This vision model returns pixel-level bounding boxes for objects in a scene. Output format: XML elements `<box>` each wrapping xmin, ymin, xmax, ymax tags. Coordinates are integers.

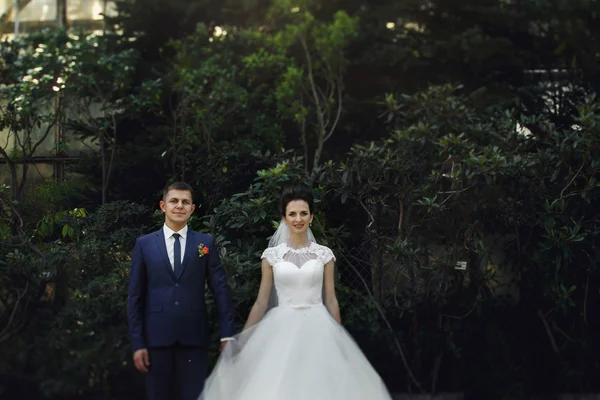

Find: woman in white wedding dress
<box><xmin>199</xmin><ymin>186</ymin><xmax>392</xmax><ymax>400</ymax></box>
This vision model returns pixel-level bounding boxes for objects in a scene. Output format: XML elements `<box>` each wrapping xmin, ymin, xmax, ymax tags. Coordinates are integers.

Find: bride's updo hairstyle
<box><xmin>279</xmin><ymin>185</ymin><xmax>314</xmax><ymax>217</ymax></box>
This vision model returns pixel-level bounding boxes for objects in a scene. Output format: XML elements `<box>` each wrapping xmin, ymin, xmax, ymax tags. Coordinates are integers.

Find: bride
<box><xmin>199</xmin><ymin>186</ymin><xmax>392</xmax><ymax>399</ymax></box>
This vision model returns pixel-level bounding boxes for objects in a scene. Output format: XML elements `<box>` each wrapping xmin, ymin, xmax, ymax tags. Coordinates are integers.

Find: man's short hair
<box><xmin>162</xmin><ymin>182</ymin><xmax>194</xmax><ymax>202</ymax></box>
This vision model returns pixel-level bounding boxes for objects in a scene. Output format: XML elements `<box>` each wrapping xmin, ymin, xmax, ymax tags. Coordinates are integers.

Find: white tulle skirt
<box><xmin>199</xmin><ymin>305</ymin><xmax>393</xmax><ymax>400</ymax></box>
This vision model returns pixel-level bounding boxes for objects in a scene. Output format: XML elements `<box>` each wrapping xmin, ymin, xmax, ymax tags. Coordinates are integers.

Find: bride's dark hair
<box><xmin>279</xmin><ymin>185</ymin><xmax>314</xmax><ymax>216</ymax></box>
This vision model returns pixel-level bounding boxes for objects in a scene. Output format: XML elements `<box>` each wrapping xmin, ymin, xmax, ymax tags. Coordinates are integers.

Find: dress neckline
<box><xmin>284</xmin><ymin>242</ymin><xmax>316</xmax><ymax>252</ymax></box>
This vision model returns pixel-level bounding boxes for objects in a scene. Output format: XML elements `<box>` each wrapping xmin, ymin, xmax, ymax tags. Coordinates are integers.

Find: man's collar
<box><xmin>163</xmin><ymin>224</ymin><xmax>188</xmax><ymax>239</ymax></box>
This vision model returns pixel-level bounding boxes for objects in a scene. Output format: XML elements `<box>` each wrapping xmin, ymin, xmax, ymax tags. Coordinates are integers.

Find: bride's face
<box><xmin>284</xmin><ymin>200</ymin><xmax>313</xmax><ymax>235</ymax></box>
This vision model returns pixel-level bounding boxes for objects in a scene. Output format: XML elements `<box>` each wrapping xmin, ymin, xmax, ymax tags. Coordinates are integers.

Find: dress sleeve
<box><xmin>316</xmin><ymin>245</ymin><xmax>336</xmax><ymax>264</ymax></box>
<box><xmin>261</xmin><ymin>247</ymin><xmax>277</xmax><ymax>266</ymax></box>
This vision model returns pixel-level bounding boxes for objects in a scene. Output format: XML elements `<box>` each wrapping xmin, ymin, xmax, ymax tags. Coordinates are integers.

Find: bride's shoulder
<box><xmin>261</xmin><ymin>243</ymin><xmax>286</xmax><ymax>257</ymax></box>
<box><xmin>311</xmin><ymin>243</ymin><xmax>336</xmax><ymax>264</ymax></box>
<box><xmin>260</xmin><ymin>243</ymin><xmax>286</xmax><ymax>265</ymax></box>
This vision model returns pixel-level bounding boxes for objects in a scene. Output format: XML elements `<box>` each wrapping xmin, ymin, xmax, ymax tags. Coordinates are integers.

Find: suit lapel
<box><xmin>176</xmin><ymin>230</ymin><xmax>196</xmax><ymax>280</ymax></box>
<box><xmin>155</xmin><ymin>229</ymin><xmax>175</xmax><ymax>280</ymax></box>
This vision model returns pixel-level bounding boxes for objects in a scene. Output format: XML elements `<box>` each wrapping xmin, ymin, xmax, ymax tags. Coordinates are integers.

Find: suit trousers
<box><xmin>146</xmin><ymin>343</ymin><xmax>208</xmax><ymax>400</ymax></box>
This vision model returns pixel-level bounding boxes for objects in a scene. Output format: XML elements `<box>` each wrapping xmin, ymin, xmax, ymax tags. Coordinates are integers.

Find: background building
<box><xmin>0</xmin><ymin>0</ymin><xmax>117</xmax><ymax>187</ymax></box>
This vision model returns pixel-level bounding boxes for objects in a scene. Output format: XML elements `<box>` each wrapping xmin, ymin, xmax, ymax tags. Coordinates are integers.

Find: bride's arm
<box><xmin>323</xmin><ymin>260</ymin><xmax>342</xmax><ymax>324</ymax></box>
<box><xmin>243</xmin><ymin>258</ymin><xmax>273</xmax><ymax>330</ymax></box>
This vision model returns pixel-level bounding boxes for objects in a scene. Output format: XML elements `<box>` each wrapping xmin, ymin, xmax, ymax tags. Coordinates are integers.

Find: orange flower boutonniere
<box><xmin>198</xmin><ymin>243</ymin><xmax>209</xmax><ymax>257</ymax></box>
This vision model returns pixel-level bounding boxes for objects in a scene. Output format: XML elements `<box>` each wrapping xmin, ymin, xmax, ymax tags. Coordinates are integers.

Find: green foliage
<box><xmin>2</xmin><ymin>0</ymin><xmax>600</xmax><ymax>397</ymax></box>
<box><xmin>0</xmin><ymin>29</ymin><xmax>75</xmax><ymax>203</ymax></box>
<box><xmin>243</xmin><ymin>2</ymin><xmax>359</xmax><ymax>174</ymax></box>
<box><xmin>155</xmin><ymin>23</ymin><xmax>290</xmax><ymax>212</ymax></box>
<box><xmin>322</xmin><ymin>83</ymin><xmax>600</xmax><ymax>394</ymax></box>
<box><xmin>0</xmin><ymin>200</ymin><xmax>149</xmax><ymax>398</ymax></box>
<box><xmin>194</xmin><ymin>156</ymin><xmax>309</xmax><ymax>257</ymax></box>
<box><xmin>194</xmin><ymin>158</ymin><xmax>315</xmax><ymax>298</ymax></box>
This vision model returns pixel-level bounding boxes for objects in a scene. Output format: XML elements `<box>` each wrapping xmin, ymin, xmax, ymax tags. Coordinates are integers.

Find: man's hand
<box><xmin>133</xmin><ymin>348</ymin><xmax>150</xmax><ymax>373</ymax></box>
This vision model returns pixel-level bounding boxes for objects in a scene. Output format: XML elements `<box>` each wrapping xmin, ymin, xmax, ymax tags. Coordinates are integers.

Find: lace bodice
<box><xmin>261</xmin><ymin>243</ymin><xmax>335</xmax><ymax>308</ymax></box>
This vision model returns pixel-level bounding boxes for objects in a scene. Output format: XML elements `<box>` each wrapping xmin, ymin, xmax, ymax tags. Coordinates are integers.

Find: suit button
<box><xmin>175</xmin><ymin>283</ymin><xmax>179</xmax><ymax>287</ymax></box>
<box><xmin>175</xmin><ymin>301</ymin><xmax>179</xmax><ymax>306</ymax></box>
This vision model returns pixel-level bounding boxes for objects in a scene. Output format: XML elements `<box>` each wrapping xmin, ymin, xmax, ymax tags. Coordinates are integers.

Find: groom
<box><xmin>127</xmin><ymin>182</ymin><xmax>235</xmax><ymax>400</ymax></box>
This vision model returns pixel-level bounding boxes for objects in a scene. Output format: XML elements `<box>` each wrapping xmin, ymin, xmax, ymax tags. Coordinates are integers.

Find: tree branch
<box><xmin>300</xmin><ymin>35</ymin><xmax>324</xmax><ymax>131</ymax></box>
<box><xmin>102</xmin><ymin>112</ymin><xmax>118</xmax><ymax>203</ymax></box>
<box><xmin>340</xmin><ymin>250</ymin><xmax>423</xmax><ymax>392</ymax></box>
<box><xmin>300</xmin><ymin>97</ymin><xmax>309</xmax><ymax>176</ymax></box>
<box><xmin>0</xmin><ymin>282</ymin><xmax>29</xmax><ymax>343</ymax></box>
<box><xmin>354</xmin><ymin>194</ymin><xmax>375</xmax><ymax>228</ymax></box>
<box><xmin>538</xmin><ymin>309</ymin><xmax>560</xmax><ymax>354</ymax></box>
<box><xmin>559</xmin><ymin>160</ymin><xmax>585</xmax><ymax>200</ymax></box>
<box><xmin>323</xmin><ymin>72</ymin><xmax>343</xmax><ymax>143</ymax></box>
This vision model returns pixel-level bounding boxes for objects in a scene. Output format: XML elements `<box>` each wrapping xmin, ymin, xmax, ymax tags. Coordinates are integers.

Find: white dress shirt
<box><xmin>163</xmin><ymin>224</ymin><xmax>187</xmax><ymax>270</ymax></box>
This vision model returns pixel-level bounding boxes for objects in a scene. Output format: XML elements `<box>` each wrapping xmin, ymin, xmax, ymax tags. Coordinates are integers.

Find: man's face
<box><xmin>160</xmin><ymin>189</ymin><xmax>195</xmax><ymax>227</ymax></box>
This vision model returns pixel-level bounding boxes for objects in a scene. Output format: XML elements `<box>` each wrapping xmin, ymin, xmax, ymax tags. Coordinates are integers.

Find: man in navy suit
<box><xmin>127</xmin><ymin>182</ymin><xmax>235</xmax><ymax>400</ymax></box>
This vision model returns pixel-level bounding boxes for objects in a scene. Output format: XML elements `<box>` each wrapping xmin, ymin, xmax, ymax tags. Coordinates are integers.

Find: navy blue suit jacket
<box><xmin>127</xmin><ymin>227</ymin><xmax>235</xmax><ymax>351</ymax></box>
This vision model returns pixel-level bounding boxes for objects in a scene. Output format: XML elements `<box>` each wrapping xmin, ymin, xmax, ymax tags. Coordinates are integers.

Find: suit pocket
<box><xmin>146</xmin><ymin>304</ymin><xmax>163</xmax><ymax>313</ymax></box>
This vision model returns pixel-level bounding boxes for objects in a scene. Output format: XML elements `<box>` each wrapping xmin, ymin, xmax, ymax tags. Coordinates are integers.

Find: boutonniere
<box><xmin>198</xmin><ymin>243</ymin><xmax>209</xmax><ymax>257</ymax></box>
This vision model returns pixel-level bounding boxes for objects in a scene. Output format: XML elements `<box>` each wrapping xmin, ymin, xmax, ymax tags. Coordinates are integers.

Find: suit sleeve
<box><xmin>128</xmin><ymin>238</ymin><xmax>147</xmax><ymax>352</ymax></box>
<box><xmin>205</xmin><ymin>238</ymin><xmax>236</xmax><ymax>339</ymax></box>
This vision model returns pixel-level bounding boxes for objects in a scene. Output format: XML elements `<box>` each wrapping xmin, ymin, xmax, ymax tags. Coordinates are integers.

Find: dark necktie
<box><xmin>173</xmin><ymin>233</ymin><xmax>181</xmax><ymax>275</ymax></box>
